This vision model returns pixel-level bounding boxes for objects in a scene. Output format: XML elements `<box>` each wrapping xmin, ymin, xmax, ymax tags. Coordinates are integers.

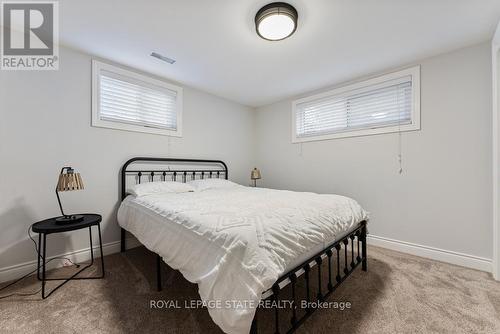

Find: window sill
<box><xmin>92</xmin><ymin>119</ymin><xmax>182</xmax><ymax>137</ymax></box>
<box><xmin>292</xmin><ymin>123</ymin><xmax>420</xmax><ymax>143</ymax></box>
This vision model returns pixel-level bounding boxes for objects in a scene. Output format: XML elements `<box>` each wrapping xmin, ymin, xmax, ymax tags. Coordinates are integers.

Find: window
<box><xmin>92</xmin><ymin>60</ymin><xmax>182</xmax><ymax>136</ymax></box>
<box><xmin>292</xmin><ymin>66</ymin><xmax>420</xmax><ymax>143</ymax></box>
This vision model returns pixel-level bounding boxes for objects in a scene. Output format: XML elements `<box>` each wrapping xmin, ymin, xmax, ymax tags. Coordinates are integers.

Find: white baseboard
<box><xmin>1</xmin><ymin>234</ymin><xmax>492</xmax><ymax>283</ymax></box>
<box><xmin>368</xmin><ymin>234</ymin><xmax>492</xmax><ymax>273</ymax></box>
<box><xmin>0</xmin><ymin>237</ymin><xmax>141</xmax><ymax>284</ymax></box>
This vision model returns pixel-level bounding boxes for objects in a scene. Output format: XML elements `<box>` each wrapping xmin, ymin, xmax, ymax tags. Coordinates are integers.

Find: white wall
<box><xmin>0</xmin><ymin>46</ymin><xmax>255</xmax><ymax>278</ymax></box>
<box><xmin>495</xmin><ymin>47</ymin><xmax>500</xmax><ymax>278</ymax></box>
<box><xmin>255</xmin><ymin>43</ymin><xmax>493</xmax><ymax>263</ymax></box>
<box><xmin>493</xmin><ymin>22</ymin><xmax>500</xmax><ymax>279</ymax></box>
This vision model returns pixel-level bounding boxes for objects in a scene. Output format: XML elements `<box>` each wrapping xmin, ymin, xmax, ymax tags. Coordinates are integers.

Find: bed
<box><xmin>118</xmin><ymin>157</ymin><xmax>368</xmax><ymax>334</ymax></box>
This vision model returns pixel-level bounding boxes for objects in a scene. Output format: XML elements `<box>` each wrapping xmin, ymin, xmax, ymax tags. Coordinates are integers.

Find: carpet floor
<box><xmin>0</xmin><ymin>245</ymin><xmax>499</xmax><ymax>334</ymax></box>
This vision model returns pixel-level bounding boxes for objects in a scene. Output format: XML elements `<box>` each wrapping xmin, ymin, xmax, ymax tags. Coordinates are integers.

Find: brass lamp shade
<box><xmin>57</xmin><ymin>172</ymin><xmax>84</xmax><ymax>191</ymax></box>
<box><xmin>251</xmin><ymin>168</ymin><xmax>261</xmax><ymax>180</ymax></box>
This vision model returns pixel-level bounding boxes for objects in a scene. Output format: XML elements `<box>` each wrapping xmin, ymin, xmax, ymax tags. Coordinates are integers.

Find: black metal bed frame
<box><xmin>120</xmin><ymin>157</ymin><xmax>367</xmax><ymax>334</ymax></box>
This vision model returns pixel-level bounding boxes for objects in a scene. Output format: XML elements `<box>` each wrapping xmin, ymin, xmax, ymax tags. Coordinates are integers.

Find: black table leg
<box><xmin>37</xmin><ymin>223</ymin><xmax>105</xmax><ymax>299</ymax></box>
<box><xmin>42</xmin><ymin>233</ymin><xmax>47</xmax><ymax>299</ymax></box>
<box><xmin>98</xmin><ymin>223</ymin><xmax>105</xmax><ymax>278</ymax></box>
<box><xmin>37</xmin><ymin>233</ymin><xmax>42</xmax><ymax>281</ymax></box>
<box><xmin>89</xmin><ymin>227</ymin><xmax>94</xmax><ymax>266</ymax></box>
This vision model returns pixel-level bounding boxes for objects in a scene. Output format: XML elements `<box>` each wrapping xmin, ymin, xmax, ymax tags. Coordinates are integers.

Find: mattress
<box><xmin>117</xmin><ymin>185</ymin><xmax>368</xmax><ymax>334</ymax></box>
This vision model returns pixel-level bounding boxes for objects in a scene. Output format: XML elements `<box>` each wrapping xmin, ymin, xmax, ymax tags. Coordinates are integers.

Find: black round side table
<box><xmin>32</xmin><ymin>214</ymin><xmax>105</xmax><ymax>299</ymax></box>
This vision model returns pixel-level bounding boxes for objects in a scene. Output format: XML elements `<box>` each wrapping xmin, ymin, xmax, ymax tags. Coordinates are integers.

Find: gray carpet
<box><xmin>1</xmin><ymin>245</ymin><xmax>499</xmax><ymax>334</ymax></box>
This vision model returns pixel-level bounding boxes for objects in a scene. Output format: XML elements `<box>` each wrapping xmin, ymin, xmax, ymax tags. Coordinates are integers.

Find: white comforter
<box><xmin>117</xmin><ymin>186</ymin><xmax>368</xmax><ymax>334</ymax></box>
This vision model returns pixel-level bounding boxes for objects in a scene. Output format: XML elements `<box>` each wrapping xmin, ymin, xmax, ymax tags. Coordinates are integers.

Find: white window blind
<box><xmin>99</xmin><ymin>71</ymin><xmax>177</xmax><ymax>130</ymax></box>
<box><xmin>292</xmin><ymin>67</ymin><xmax>419</xmax><ymax>142</ymax></box>
<box><xmin>92</xmin><ymin>60</ymin><xmax>183</xmax><ymax>137</ymax></box>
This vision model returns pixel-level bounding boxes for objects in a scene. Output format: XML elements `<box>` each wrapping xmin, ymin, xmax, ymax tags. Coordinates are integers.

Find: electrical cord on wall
<box><xmin>398</xmin><ymin>131</ymin><xmax>403</xmax><ymax>174</ymax></box>
<box><xmin>397</xmin><ymin>90</ymin><xmax>403</xmax><ymax>175</ymax></box>
<box><xmin>0</xmin><ymin>224</ymin><xmax>80</xmax><ymax>299</ymax></box>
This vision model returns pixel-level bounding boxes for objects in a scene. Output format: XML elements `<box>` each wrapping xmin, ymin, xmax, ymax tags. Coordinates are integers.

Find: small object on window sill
<box><xmin>250</xmin><ymin>168</ymin><xmax>262</xmax><ymax>187</ymax></box>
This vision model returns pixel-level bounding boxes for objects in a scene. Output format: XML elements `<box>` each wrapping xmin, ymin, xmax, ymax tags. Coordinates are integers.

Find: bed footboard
<box><xmin>252</xmin><ymin>220</ymin><xmax>367</xmax><ymax>334</ymax></box>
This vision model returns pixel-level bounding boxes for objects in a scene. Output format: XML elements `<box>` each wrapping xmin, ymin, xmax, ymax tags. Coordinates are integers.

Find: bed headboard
<box><xmin>120</xmin><ymin>157</ymin><xmax>228</xmax><ymax>200</ymax></box>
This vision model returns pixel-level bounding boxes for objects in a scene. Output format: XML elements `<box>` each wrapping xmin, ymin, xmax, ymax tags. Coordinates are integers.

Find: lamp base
<box><xmin>55</xmin><ymin>215</ymin><xmax>84</xmax><ymax>224</ymax></box>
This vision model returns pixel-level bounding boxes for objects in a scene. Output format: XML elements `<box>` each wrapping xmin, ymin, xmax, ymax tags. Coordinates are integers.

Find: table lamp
<box><xmin>250</xmin><ymin>167</ymin><xmax>261</xmax><ymax>187</ymax></box>
<box><xmin>55</xmin><ymin>167</ymin><xmax>84</xmax><ymax>224</ymax></box>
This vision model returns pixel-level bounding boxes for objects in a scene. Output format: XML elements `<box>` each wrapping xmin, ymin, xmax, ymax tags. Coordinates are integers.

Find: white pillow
<box><xmin>188</xmin><ymin>178</ymin><xmax>239</xmax><ymax>191</ymax></box>
<box><xmin>128</xmin><ymin>181</ymin><xmax>195</xmax><ymax>197</ymax></box>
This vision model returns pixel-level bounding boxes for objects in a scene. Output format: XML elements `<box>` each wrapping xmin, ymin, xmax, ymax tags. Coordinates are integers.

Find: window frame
<box><xmin>291</xmin><ymin>66</ymin><xmax>420</xmax><ymax>143</ymax></box>
<box><xmin>91</xmin><ymin>60</ymin><xmax>183</xmax><ymax>137</ymax></box>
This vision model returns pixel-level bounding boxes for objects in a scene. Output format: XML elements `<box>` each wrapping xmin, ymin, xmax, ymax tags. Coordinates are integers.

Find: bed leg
<box><xmin>156</xmin><ymin>254</ymin><xmax>162</xmax><ymax>292</ymax></box>
<box><xmin>361</xmin><ymin>221</ymin><xmax>367</xmax><ymax>271</ymax></box>
<box><xmin>120</xmin><ymin>228</ymin><xmax>126</xmax><ymax>252</ymax></box>
<box><xmin>250</xmin><ymin>315</ymin><xmax>258</xmax><ymax>334</ymax></box>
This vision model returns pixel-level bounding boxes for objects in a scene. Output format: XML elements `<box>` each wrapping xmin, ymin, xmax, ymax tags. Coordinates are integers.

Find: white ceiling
<box><xmin>59</xmin><ymin>0</ymin><xmax>500</xmax><ymax>107</ymax></box>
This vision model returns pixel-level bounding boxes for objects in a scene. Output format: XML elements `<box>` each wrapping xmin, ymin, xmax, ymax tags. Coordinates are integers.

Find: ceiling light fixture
<box><xmin>255</xmin><ymin>2</ymin><xmax>298</xmax><ymax>41</ymax></box>
<box><xmin>151</xmin><ymin>52</ymin><xmax>176</xmax><ymax>64</ymax></box>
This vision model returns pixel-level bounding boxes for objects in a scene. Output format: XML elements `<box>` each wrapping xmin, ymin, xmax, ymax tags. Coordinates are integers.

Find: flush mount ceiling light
<box><xmin>255</xmin><ymin>2</ymin><xmax>298</xmax><ymax>41</ymax></box>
